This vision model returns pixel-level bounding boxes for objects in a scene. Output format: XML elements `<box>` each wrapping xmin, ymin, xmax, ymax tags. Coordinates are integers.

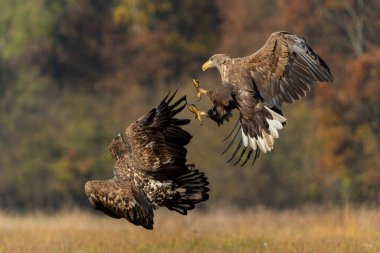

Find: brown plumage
<box><xmin>85</xmin><ymin>91</ymin><xmax>209</xmax><ymax>230</ymax></box>
<box><xmin>197</xmin><ymin>31</ymin><xmax>333</xmax><ymax>165</ymax></box>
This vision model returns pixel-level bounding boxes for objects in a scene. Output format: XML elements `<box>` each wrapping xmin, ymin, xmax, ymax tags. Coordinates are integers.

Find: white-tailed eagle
<box><xmin>85</xmin><ymin>91</ymin><xmax>209</xmax><ymax>229</ymax></box>
<box><xmin>188</xmin><ymin>31</ymin><xmax>333</xmax><ymax>166</ymax></box>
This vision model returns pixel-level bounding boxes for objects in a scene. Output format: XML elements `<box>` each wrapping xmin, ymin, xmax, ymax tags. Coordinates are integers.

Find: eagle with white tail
<box><xmin>85</xmin><ymin>91</ymin><xmax>209</xmax><ymax>230</ymax></box>
<box><xmin>188</xmin><ymin>31</ymin><xmax>333</xmax><ymax>166</ymax></box>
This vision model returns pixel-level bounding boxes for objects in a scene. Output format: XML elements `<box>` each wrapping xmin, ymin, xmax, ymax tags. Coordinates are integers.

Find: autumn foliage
<box><xmin>0</xmin><ymin>0</ymin><xmax>379</xmax><ymax>210</ymax></box>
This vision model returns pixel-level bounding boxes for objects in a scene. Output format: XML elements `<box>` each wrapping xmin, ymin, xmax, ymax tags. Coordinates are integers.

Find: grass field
<box><xmin>0</xmin><ymin>206</ymin><xmax>380</xmax><ymax>253</ymax></box>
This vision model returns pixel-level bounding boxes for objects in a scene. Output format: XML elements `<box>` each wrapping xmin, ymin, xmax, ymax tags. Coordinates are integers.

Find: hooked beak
<box><xmin>202</xmin><ymin>60</ymin><xmax>213</xmax><ymax>71</ymax></box>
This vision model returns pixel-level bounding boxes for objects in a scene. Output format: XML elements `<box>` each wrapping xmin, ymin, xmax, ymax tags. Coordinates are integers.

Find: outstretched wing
<box><xmin>125</xmin><ymin>90</ymin><xmax>191</xmax><ymax>175</ymax></box>
<box><xmin>85</xmin><ymin>179</ymin><xmax>154</xmax><ymax>229</ymax></box>
<box><xmin>245</xmin><ymin>31</ymin><xmax>333</xmax><ymax>108</ymax></box>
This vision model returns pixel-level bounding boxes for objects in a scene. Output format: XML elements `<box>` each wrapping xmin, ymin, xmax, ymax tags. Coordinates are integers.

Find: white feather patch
<box><xmin>264</xmin><ymin>106</ymin><xmax>287</xmax><ymax>123</ymax></box>
<box><xmin>249</xmin><ymin>136</ymin><xmax>257</xmax><ymax>150</ymax></box>
<box><xmin>268</xmin><ymin>125</ymin><xmax>279</xmax><ymax>139</ymax></box>
<box><xmin>272</xmin><ymin>120</ymin><xmax>283</xmax><ymax>130</ymax></box>
<box><xmin>263</xmin><ymin>131</ymin><xmax>274</xmax><ymax>150</ymax></box>
<box><xmin>242</xmin><ymin>130</ymin><xmax>249</xmax><ymax>147</ymax></box>
<box><xmin>239</xmin><ymin>106</ymin><xmax>287</xmax><ymax>153</ymax></box>
<box><xmin>257</xmin><ymin>136</ymin><xmax>267</xmax><ymax>153</ymax></box>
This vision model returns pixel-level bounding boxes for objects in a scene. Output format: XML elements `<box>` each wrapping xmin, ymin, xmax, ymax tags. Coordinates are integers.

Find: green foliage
<box><xmin>0</xmin><ymin>0</ymin><xmax>58</xmax><ymax>59</ymax></box>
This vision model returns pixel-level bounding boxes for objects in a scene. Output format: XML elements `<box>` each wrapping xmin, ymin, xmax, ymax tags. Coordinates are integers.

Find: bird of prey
<box><xmin>85</xmin><ymin>91</ymin><xmax>209</xmax><ymax>230</ymax></box>
<box><xmin>188</xmin><ymin>31</ymin><xmax>333</xmax><ymax>166</ymax></box>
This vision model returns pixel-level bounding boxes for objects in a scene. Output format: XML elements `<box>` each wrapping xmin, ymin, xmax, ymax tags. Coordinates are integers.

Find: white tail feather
<box><xmin>269</xmin><ymin>125</ymin><xmax>279</xmax><ymax>138</ymax></box>
<box><xmin>257</xmin><ymin>136</ymin><xmax>267</xmax><ymax>153</ymax></box>
<box><xmin>249</xmin><ymin>136</ymin><xmax>257</xmax><ymax>150</ymax></box>
<box><xmin>271</xmin><ymin>120</ymin><xmax>283</xmax><ymax>130</ymax></box>
<box><xmin>240</xmin><ymin>107</ymin><xmax>287</xmax><ymax>153</ymax></box>
<box><xmin>263</xmin><ymin>131</ymin><xmax>274</xmax><ymax>149</ymax></box>
<box><xmin>264</xmin><ymin>106</ymin><xmax>287</xmax><ymax>123</ymax></box>
<box><xmin>242</xmin><ymin>130</ymin><xmax>249</xmax><ymax>147</ymax></box>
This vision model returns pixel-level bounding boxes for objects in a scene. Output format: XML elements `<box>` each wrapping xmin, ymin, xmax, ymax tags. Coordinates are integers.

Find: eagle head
<box><xmin>202</xmin><ymin>54</ymin><xmax>229</xmax><ymax>71</ymax></box>
<box><xmin>109</xmin><ymin>133</ymin><xmax>128</xmax><ymax>161</ymax></box>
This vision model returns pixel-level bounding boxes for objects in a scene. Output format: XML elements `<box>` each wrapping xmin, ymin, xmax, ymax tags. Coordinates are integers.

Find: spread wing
<box><xmin>85</xmin><ymin>179</ymin><xmax>154</xmax><ymax>229</ymax></box>
<box><xmin>245</xmin><ymin>31</ymin><xmax>333</xmax><ymax>108</ymax></box>
<box><xmin>125</xmin><ymin>90</ymin><xmax>191</xmax><ymax>176</ymax></box>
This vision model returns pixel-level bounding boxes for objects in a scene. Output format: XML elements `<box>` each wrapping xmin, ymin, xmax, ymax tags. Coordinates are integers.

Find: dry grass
<box><xmin>0</xmin><ymin>206</ymin><xmax>380</xmax><ymax>253</ymax></box>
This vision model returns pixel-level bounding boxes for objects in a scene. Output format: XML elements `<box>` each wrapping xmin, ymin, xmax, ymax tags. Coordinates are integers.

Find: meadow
<box><xmin>0</xmin><ymin>206</ymin><xmax>379</xmax><ymax>253</ymax></box>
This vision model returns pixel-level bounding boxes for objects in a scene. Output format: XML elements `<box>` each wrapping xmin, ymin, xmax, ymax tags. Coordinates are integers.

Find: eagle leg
<box><xmin>192</xmin><ymin>78</ymin><xmax>208</xmax><ymax>101</ymax></box>
<box><xmin>187</xmin><ymin>103</ymin><xmax>206</xmax><ymax>124</ymax></box>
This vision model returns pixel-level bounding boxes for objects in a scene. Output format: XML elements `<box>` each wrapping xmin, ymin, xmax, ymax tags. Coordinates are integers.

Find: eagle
<box><xmin>188</xmin><ymin>31</ymin><xmax>333</xmax><ymax>166</ymax></box>
<box><xmin>85</xmin><ymin>91</ymin><xmax>209</xmax><ymax>230</ymax></box>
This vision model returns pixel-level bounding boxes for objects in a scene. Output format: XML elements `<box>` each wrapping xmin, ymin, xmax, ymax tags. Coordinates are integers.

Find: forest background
<box><xmin>0</xmin><ymin>0</ymin><xmax>379</xmax><ymax>211</ymax></box>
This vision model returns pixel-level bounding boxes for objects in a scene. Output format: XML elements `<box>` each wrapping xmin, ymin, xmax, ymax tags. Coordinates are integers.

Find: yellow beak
<box><xmin>202</xmin><ymin>60</ymin><xmax>213</xmax><ymax>71</ymax></box>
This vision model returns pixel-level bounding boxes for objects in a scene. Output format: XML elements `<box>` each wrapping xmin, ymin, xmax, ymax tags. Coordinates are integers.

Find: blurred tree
<box><xmin>0</xmin><ymin>0</ymin><xmax>55</xmax><ymax>60</ymax></box>
<box><xmin>322</xmin><ymin>0</ymin><xmax>380</xmax><ymax>56</ymax></box>
<box><xmin>0</xmin><ymin>0</ymin><xmax>379</xmax><ymax>210</ymax></box>
<box><xmin>109</xmin><ymin>0</ymin><xmax>221</xmax><ymax>88</ymax></box>
<box><xmin>279</xmin><ymin>0</ymin><xmax>380</xmax><ymax>204</ymax></box>
<box><xmin>46</xmin><ymin>0</ymin><xmax>116</xmax><ymax>90</ymax></box>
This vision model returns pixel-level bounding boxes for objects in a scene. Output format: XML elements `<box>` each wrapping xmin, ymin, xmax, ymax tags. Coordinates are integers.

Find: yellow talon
<box><xmin>187</xmin><ymin>103</ymin><xmax>206</xmax><ymax>124</ymax></box>
<box><xmin>193</xmin><ymin>78</ymin><xmax>200</xmax><ymax>89</ymax></box>
<box><xmin>192</xmin><ymin>78</ymin><xmax>208</xmax><ymax>100</ymax></box>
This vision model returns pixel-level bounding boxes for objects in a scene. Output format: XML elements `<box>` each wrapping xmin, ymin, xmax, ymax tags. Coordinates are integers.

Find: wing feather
<box><xmin>85</xmin><ymin>179</ymin><xmax>154</xmax><ymax>229</ymax></box>
<box><xmin>245</xmin><ymin>31</ymin><xmax>333</xmax><ymax>108</ymax></box>
<box><xmin>125</xmin><ymin>91</ymin><xmax>191</xmax><ymax>173</ymax></box>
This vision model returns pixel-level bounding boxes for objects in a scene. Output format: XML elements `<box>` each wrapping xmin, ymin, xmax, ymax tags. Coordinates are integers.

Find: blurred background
<box><xmin>0</xmin><ymin>0</ymin><xmax>379</xmax><ymax>212</ymax></box>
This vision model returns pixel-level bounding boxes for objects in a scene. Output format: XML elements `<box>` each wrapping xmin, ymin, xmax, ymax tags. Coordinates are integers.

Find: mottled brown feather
<box><xmin>85</xmin><ymin>93</ymin><xmax>209</xmax><ymax>229</ymax></box>
<box><xmin>85</xmin><ymin>177</ymin><xmax>154</xmax><ymax>229</ymax></box>
<box><xmin>126</xmin><ymin>94</ymin><xmax>192</xmax><ymax>174</ymax></box>
<box><xmin>244</xmin><ymin>31</ymin><xmax>333</xmax><ymax>108</ymax></box>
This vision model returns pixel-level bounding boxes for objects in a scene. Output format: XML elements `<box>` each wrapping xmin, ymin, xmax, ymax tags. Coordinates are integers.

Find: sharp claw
<box><xmin>187</xmin><ymin>103</ymin><xmax>204</xmax><ymax>124</ymax></box>
<box><xmin>192</xmin><ymin>78</ymin><xmax>207</xmax><ymax>101</ymax></box>
<box><xmin>187</xmin><ymin>104</ymin><xmax>196</xmax><ymax>114</ymax></box>
<box><xmin>192</xmin><ymin>78</ymin><xmax>200</xmax><ymax>89</ymax></box>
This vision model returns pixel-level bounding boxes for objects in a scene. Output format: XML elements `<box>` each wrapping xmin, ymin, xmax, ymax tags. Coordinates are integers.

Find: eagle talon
<box><xmin>187</xmin><ymin>103</ymin><xmax>206</xmax><ymax>124</ymax></box>
<box><xmin>192</xmin><ymin>78</ymin><xmax>208</xmax><ymax>101</ymax></box>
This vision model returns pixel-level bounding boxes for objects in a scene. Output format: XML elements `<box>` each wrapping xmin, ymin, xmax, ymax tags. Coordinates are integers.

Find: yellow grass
<box><xmin>1</xmin><ymin>206</ymin><xmax>380</xmax><ymax>253</ymax></box>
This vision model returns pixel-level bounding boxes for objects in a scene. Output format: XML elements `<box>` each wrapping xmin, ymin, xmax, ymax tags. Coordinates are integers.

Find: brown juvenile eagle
<box><xmin>85</xmin><ymin>91</ymin><xmax>209</xmax><ymax>230</ymax></box>
<box><xmin>188</xmin><ymin>31</ymin><xmax>333</xmax><ymax>166</ymax></box>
